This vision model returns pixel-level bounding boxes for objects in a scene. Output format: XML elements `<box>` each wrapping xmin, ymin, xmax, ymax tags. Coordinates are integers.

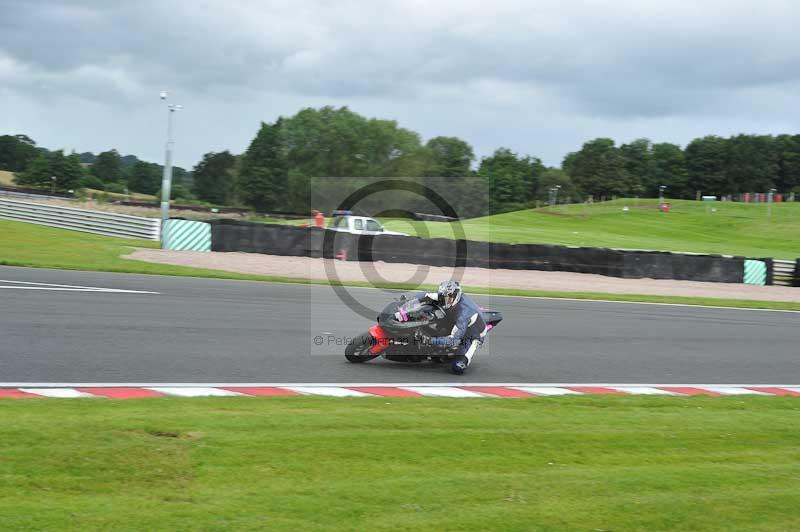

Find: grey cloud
<box><xmin>5</xmin><ymin>1</ymin><xmax>799</xmax><ymax>91</ymax></box>
<box><xmin>1</xmin><ymin>0</ymin><xmax>799</xmax><ymax>166</ymax></box>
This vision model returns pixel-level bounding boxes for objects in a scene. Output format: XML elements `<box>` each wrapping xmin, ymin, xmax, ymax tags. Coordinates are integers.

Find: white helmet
<box><xmin>437</xmin><ymin>280</ymin><xmax>462</xmax><ymax>310</ymax></box>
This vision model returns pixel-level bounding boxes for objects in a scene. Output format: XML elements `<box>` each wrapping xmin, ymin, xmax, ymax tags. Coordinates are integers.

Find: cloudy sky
<box><xmin>2</xmin><ymin>0</ymin><xmax>799</xmax><ymax>168</ymax></box>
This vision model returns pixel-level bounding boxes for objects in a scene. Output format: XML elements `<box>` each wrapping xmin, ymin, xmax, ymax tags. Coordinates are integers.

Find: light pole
<box><xmin>552</xmin><ymin>185</ymin><xmax>561</xmax><ymax>206</ymax></box>
<box><xmin>768</xmin><ymin>188</ymin><xmax>776</xmax><ymax>218</ymax></box>
<box><xmin>51</xmin><ymin>176</ymin><xmax>56</xmax><ymax>195</ymax></box>
<box><xmin>159</xmin><ymin>91</ymin><xmax>182</xmax><ymax>226</ymax></box>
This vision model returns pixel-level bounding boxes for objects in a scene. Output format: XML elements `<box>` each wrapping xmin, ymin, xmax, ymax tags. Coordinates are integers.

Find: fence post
<box><xmin>763</xmin><ymin>258</ymin><xmax>774</xmax><ymax>286</ymax></box>
<box><xmin>795</xmin><ymin>259</ymin><xmax>800</xmax><ymax>287</ymax></box>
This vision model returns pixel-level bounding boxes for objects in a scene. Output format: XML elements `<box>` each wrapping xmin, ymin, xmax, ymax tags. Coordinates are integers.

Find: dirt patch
<box><xmin>0</xmin><ymin>170</ymin><xmax>16</xmax><ymax>186</ymax></box>
<box><xmin>125</xmin><ymin>248</ymin><xmax>800</xmax><ymax>303</ymax></box>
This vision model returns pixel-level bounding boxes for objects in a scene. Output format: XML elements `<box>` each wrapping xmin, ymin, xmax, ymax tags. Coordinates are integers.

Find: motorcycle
<box><xmin>344</xmin><ymin>293</ymin><xmax>503</xmax><ymax>374</ymax></box>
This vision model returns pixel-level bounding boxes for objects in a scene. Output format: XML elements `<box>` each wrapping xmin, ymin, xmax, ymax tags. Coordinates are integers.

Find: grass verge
<box><xmin>0</xmin><ymin>219</ymin><xmax>301</xmax><ymax>283</ymax></box>
<box><xmin>382</xmin><ymin>199</ymin><xmax>800</xmax><ymax>260</ymax></box>
<box><xmin>2</xmin><ymin>219</ymin><xmax>799</xmax><ymax>311</ymax></box>
<box><xmin>0</xmin><ymin>396</ymin><xmax>798</xmax><ymax>531</ymax></box>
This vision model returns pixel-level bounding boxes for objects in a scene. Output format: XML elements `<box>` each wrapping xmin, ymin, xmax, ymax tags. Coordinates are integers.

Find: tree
<box><xmin>775</xmin><ymin>134</ymin><xmax>800</xmax><ymax>193</ymax></box>
<box><xmin>0</xmin><ymin>134</ymin><xmax>40</xmax><ymax>172</ymax></box>
<box><xmin>279</xmin><ymin>106</ymin><xmax>430</xmax><ymax>180</ymax></box>
<box><xmin>276</xmin><ymin>106</ymin><xmax>435</xmax><ymax>212</ymax></box>
<box><xmin>685</xmin><ymin>136</ymin><xmax>728</xmax><ymax>195</ymax></box>
<box><xmin>13</xmin><ymin>150</ymin><xmax>80</xmax><ymax>192</ymax></box>
<box><xmin>651</xmin><ymin>143</ymin><xmax>689</xmax><ymax>198</ymax></box>
<box><xmin>282</xmin><ymin>106</ymin><xmax>371</xmax><ymax>178</ymax></box>
<box><xmin>172</xmin><ymin>166</ymin><xmax>189</xmax><ymax>187</ymax></box>
<box><xmin>239</xmin><ymin>120</ymin><xmax>288</xmax><ymax>212</ymax></box>
<box><xmin>478</xmin><ymin>148</ymin><xmax>544</xmax><ymax>213</ymax></box>
<box><xmin>15</xmin><ymin>153</ymin><xmax>52</xmax><ymax>188</ymax></box>
<box><xmin>92</xmin><ymin>149</ymin><xmax>122</xmax><ymax>183</ymax></box>
<box><xmin>360</xmin><ymin>118</ymin><xmax>426</xmax><ymax>177</ymax></box>
<box><xmin>192</xmin><ymin>151</ymin><xmax>236</xmax><ymax>204</ymax></box>
<box><xmin>619</xmin><ymin>138</ymin><xmax>651</xmax><ymax>196</ymax></box>
<box><xmin>78</xmin><ymin>152</ymin><xmax>96</xmax><ymax>164</ymax></box>
<box><xmin>724</xmin><ymin>134</ymin><xmax>778</xmax><ymax>193</ymax></box>
<box><xmin>534</xmin><ymin>168</ymin><xmax>577</xmax><ymax>203</ymax></box>
<box><xmin>55</xmin><ymin>151</ymin><xmax>85</xmax><ymax>191</ymax></box>
<box><xmin>126</xmin><ymin>161</ymin><xmax>161</xmax><ymax>195</ymax></box>
<box><xmin>120</xmin><ymin>154</ymin><xmax>139</xmax><ymax>169</ymax></box>
<box><xmin>80</xmin><ymin>174</ymin><xmax>105</xmax><ymax>190</ymax></box>
<box><xmin>423</xmin><ymin>136</ymin><xmax>474</xmax><ymax>178</ymax></box>
<box><xmin>565</xmin><ymin>138</ymin><xmax>630</xmax><ymax>198</ymax></box>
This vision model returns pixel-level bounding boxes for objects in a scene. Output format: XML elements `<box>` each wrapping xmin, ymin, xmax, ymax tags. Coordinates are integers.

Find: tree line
<box><xmin>193</xmin><ymin>107</ymin><xmax>571</xmax><ymax>217</ymax></box>
<box><xmin>217</xmin><ymin>107</ymin><xmax>800</xmax><ymax>216</ymax></box>
<box><xmin>564</xmin><ymin>135</ymin><xmax>800</xmax><ymax>200</ymax></box>
<box><xmin>3</xmin><ymin>107</ymin><xmax>799</xmax><ymax>217</ymax></box>
<box><xmin>0</xmin><ymin>135</ymin><xmax>190</xmax><ymax>198</ymax></box>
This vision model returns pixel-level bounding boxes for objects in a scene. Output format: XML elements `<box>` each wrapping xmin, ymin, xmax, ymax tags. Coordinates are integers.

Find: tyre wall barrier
<box><xmin>764</xmin><ymin>258</ymin><xmax>774</xmax><ymax>286</ymax></box>
<box><xmin>211</xmin><ymin>219</ymin><xmax>307</xmax><ymax>256</ymax></box>
<box><xmin>795</xmin><ymin>259</ymin><xmax>800</xmax><ymax>287</ymax></box>
<box><xmin>209</xmin><ymin>220</ymin><xmax>748</xmax><ymax>284</ymax></box>
<box><xmin>624</xmin><ymin>252</ymin><xmax>744</xmax><ymax>283</ymax></box>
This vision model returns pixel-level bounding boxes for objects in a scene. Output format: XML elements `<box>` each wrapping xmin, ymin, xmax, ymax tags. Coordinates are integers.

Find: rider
<box><xmin>417</xmin><ymin>280</ymin><xmax>487</xmax><ymax>375</ymax></box>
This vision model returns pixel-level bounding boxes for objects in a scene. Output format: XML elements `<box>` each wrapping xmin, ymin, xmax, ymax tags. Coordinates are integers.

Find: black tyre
<box><xmin>345</xmin><ymin>332</ymin><xmax>380</xmax><ymax>363</ymax></box>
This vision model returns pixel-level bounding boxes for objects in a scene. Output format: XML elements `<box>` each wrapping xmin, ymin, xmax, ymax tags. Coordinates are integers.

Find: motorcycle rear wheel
<box><xmin>345</xmin><ymin>332</ymin><xmax>381</xmax><ymax>363</ymax></box>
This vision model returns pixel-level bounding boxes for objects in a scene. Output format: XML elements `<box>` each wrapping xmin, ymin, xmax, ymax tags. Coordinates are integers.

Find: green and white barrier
<box><xmin>743</xmin><ymin>259</ymin><xmax>766</xmax><ymax>285</ymax></box>
<box><xmin>162</xmin><ymin>219</ymin><xmax>211</xmax><ymax>252</ymax></box>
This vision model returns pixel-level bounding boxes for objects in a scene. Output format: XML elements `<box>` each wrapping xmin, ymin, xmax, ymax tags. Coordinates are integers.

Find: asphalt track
<box><xmin>1</xmin><ymin>265</ymin><xmax>798</xmax><ymax>384</ymax></box>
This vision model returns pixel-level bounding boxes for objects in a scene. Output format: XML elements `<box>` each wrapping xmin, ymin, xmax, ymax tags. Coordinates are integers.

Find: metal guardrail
<box><xmin>772</xmin><ymin>259</ymin><xmax>796</xmax><ymax>287</ymax></box>
<box><xmin>0</xmin><ymin>189</ymin><xmax>75</xmax><ymax>201</ymax></box>
<box><xmin>0</xmin><ymin>198</ymin><xmax>160</xmax><ymax>240</ymax></box>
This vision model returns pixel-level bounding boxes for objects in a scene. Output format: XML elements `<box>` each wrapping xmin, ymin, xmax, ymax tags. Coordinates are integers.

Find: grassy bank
<box><xmin>0</xmin><ymin>396</ymin><xmax>798</xmax><ymax>531</ymax></box>
<box><xmin>0</xmin><ymin>170</ymin><xmax>15</xmax><ymax>186</ymax></box>
<box><xmin>2</xmin><ymin>219</ymin><xmax>799</xmax><ymax>311</ymax></box>
<box><xmin>0</xmin><ymin>219</ymin><xmax>284</xmax><ymax>282</ymax></box>
<box><xmin>383</xmin><ymin>199</ymin><xmax>800</xmax><ymax>260</ymax></box>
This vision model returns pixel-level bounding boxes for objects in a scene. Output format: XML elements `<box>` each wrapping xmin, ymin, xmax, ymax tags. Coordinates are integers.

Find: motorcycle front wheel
<box><xmin>345</xmin><ymin>332</ymin><xmax>381</xmax><ymax>363</ymax></box>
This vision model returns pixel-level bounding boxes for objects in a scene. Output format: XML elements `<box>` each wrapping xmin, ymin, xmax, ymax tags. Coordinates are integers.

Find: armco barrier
<box><xmin>0</xmin><ymin>198</ymin><xmax>160</xmax><ymax>240</ymax></box>
<box><xmin>773</xmin><ymin>259</ymin><xmax>796</xmax><ymax>287</ymax></box>
<box><xmin>0</xmin><ymin>185</ymin><xmax>74</xmax><ymax>200</ymax></box>
<box><xmin>208</xmin><ymin>220</ymin><xmax>749</xmax><ymax>284</ymax></box>
<box><xmin>162</xmin><ymin>219</ymin><xmax>211</xmax><ymax>251</ymax></box>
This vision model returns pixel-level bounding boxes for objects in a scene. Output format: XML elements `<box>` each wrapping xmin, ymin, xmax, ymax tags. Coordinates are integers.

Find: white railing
<box><xmin>773</xmin><ymin>259</ymin><xmax>796</xmax><ymax>287</ymax></box>
<box><xmin>0</xmin><ymin>188</ymin><xmax>74</xmax><ymax>201</ymax></box>
<box><xmin>0</xmin><ymin>198</ymin><xmax>160</xmax><ymax>241</ymax></box>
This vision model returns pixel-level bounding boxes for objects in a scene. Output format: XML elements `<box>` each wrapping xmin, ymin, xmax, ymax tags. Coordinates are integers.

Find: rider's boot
<box><xmin>450</xmin><ymin>355</ymin><xmax>468</xmax><ymax>375</ymax></box>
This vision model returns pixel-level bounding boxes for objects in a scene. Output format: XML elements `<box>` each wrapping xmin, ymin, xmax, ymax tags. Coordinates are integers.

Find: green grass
<box><xmin>2</xmin><ymin>219</ymin><xmax>799</xmax><ymax>311</ymax></box>
<box><xmin>0</xmin><ymin>396</ymin><xmax>798</xmax><ymax>531</ymax></box>
<box><xmin>382</xmin><ymin>199</ymin><xmax>800</xmax><ymax>260</ymax></box>
<box><xmin>0</xmin><ymin>219</ymin><xmax>295</xmax><ymax>283</ymax></box>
